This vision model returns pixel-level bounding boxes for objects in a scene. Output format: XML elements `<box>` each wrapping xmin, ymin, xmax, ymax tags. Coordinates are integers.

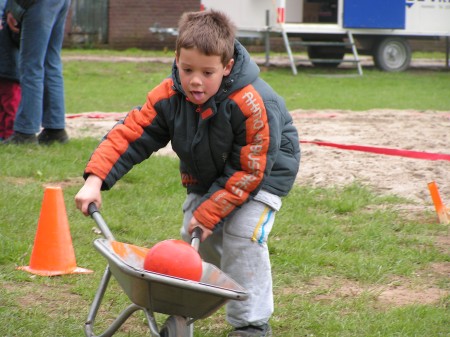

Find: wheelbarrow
<box><xmin>85</xmin><ymin>203</ymin><xmax>248</xmax><ymax>337</ymax></box>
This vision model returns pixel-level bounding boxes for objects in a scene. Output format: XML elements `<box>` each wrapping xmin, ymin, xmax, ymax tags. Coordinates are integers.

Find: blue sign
<box><xmin>343</xmin><ymin>0</ymin><xmax>406</xmax><ymax>29</ymax></box>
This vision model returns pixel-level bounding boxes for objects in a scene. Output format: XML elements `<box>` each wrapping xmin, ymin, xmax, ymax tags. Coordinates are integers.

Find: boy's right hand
<box><xmin>187</xmin><ymin>216</ymin><xmax>213</xmax><ymax>242</ymax></box>
<box><xmin>75</xmin><ymin>175</ymin><xmax>103</xmax><ymax>216</ymax></box>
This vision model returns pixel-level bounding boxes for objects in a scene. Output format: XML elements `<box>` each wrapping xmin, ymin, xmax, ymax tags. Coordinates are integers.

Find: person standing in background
<box><xmin>3</xmin><ymin>0</ymin><xmax>70</xmax><ymax>145</ymax></box>
<box><xmin>0</xmin><ymin>0</ymin><xmax>21</xmax><ymax>141</ymax></box>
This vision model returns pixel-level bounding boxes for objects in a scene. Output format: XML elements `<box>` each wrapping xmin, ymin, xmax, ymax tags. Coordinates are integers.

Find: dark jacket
<box><xmin>84</xmin><ymin>41</ymin><xmax>301</xmax><ymax>229</ymax></box>
<box><xmin>6</xmin><ymin>0</ymin><xmax>35</xmax><ymax>23</ymax></box>
<box><xmin>0</xmin><ymin>0</ymin><xmax>20</xmax><ymax>82</ymax></box>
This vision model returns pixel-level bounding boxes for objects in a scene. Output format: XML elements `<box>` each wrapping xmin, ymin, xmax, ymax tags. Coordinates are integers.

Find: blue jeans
<box><xmin>13</xmin><ymin>0</ymin><xmax>70</xmax><ymax>134</ymax></box>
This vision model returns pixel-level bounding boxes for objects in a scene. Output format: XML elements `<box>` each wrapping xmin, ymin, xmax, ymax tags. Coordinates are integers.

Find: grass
<box><xmin>62</xmin><ymin>49</ymin><xmax>450</xmax><ymax>113</ymax></box>
<box><xmin>260</xmin><ymin>67</ymin><xmax>450</xmax><ymax>111</ymax></box>
<box><xmin>0</xmin><ymin>49</ymin><xmax>449</xmax><ymax>336</ymax></box>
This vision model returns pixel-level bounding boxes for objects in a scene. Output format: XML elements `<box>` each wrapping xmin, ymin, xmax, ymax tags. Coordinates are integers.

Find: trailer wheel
<box><xmin>307</xmin><ymin>45</ymin><xmax>345</xmax><ymax>68</ymax></box>
<box><xmin>373</xmin><ymin>37</ymin><xmax>411</xmax><ymax>72</ymax></box>
<box><xmin>159</xmin><ymin>316</ymin><xmax>191</xmax><ymax>337</ymax></box>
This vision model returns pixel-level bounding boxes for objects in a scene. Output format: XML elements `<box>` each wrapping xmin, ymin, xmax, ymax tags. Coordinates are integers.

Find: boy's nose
<box><xmin>190</xmin><ymin>75</ymin><xmax>202</xmax><ymax>86</ymax></box>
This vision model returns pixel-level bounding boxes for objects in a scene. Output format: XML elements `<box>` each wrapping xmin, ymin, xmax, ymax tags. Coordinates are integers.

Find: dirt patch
<box><xmin>281</xmin><ymin>261</ymin><xmax>449</xmax><ymax>307</ymax></box>
<box><xmin>66</xmin><ymin>109</ymin><xmax>450</xmax><ymax>210</ymax></box>
<box><xmin>2</xmin><ymin>282</ymin><xmax>85</xmax><ymax>318</ymax></box>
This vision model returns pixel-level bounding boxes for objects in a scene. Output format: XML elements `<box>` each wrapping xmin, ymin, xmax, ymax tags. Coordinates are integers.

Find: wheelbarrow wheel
<box><xmin>159</xmin><ymin>315</ymin><xmax>191</xmax><ymax>337</ymax></box>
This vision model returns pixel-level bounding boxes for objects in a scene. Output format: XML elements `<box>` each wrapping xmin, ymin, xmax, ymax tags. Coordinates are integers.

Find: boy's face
<box><xmin>176</xmin><ymin>48</ymin><xmax>234</xmax><ymax>105</ymax></box>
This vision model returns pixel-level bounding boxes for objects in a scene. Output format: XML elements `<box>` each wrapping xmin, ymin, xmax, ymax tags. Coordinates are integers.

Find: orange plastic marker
<box><xmin>427</xmin><ymin>181</ymin><xmax>449</xmax><ymax>224</ymax></box>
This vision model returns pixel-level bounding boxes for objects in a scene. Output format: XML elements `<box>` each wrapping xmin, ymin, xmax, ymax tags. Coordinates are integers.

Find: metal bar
<box><xmin>99</xmin><ymin>305</ymin><xmax>144</xmax><ymax>337</ymax></box>
<box><xmin>88</xmin><ymin>203</ymin><xmax>115</xmax><ymax>241</ymax></box>
<box><xmin>265</xmin><ymin>9</ymin><xmax>271</xmax><ymax>67</ymax></box>
<box><xmin>281</xmin><ymin>27</ymin><xmax>297</xmax><ymax>75</ymax></box>
<box><xmin>84</xmin><ymin>266</ymin><xmax>161</xmax><ymax>337</ymax></box>
<box><xmin>308</xmin><ymin>58</ymin><xmax>360</xmax><ymax>63</ymax></box>
<box><xmin>142</xmin><ymin>308</ymin><xmax>163</xmax><ymax>337</ymax></box>
<box><xmin>84</xmin><ymin>266</ymin><xmax>112</xmax><ymax>337</ymax></box>
<box><xmin>446</xmin><ymin>36</ymin><xmax>449</xmax><ymax>69</ymax></box>
<box><xmin>347</xmin><ymin>31</ymin><xmax>363</xmax><ymax>76</ymax></box>
<box><xmin>296</xmin><ymin>41</ymin><xmax>353</xmax><ymax>47</ymax></box>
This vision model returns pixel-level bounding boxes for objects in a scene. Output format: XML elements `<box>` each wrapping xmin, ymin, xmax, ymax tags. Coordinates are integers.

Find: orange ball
<box><xmin>143</xmin><ymin>239</ymin><xmax>202</xmax><ymax>281</ymax></box>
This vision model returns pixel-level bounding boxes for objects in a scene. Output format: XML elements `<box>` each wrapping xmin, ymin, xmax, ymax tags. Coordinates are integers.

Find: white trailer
<box><xmin>201</xmin><ymin>0</ymin><xmax>450</xmax><ymax>74</ymax></box>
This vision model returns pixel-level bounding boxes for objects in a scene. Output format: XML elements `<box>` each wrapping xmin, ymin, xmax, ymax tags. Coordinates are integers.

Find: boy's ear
<box><xmin>224</xmin><ymin>58</ymin><xmax>234</xmax><ymax>76</ymax></box>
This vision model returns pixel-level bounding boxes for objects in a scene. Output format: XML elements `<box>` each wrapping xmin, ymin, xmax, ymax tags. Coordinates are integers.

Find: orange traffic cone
<box><xmin>17</xmin><ymin>186</ymin><xmax>93</xmax><ymax>276</ymax></box>
<box><xmin>428</xmin><ymin>181</ymin><xmax>449</xmax><ymax>225</ymax></box>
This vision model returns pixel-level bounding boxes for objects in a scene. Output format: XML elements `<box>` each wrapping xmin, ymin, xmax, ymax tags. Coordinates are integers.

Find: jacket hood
<box><xmin>171</xmin><ymin>40</ymin><xmax>260</xmax><ymax>103</ymax></box>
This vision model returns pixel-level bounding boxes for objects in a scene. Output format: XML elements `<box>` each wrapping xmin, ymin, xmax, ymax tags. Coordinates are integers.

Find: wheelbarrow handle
<box><xmin>87</xmin><ymin>202</ymin><xmax>98</xmax><ymax>216</ymax></box>
<box><xmin>88</xmin><ymin>202</ymin><xmax>116</xmax><ymax>241</ymax></box>
<box><xmin>191</xmin><ymin>227</ymin><xmax>203</xmax><ymax>252</ymax></box>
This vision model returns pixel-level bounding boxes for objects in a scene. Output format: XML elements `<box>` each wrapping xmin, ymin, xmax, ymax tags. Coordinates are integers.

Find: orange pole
<box><xmin>427</xmin><ymin>181</ymin><xmax>449</xmax><ymax>224</ymax></box>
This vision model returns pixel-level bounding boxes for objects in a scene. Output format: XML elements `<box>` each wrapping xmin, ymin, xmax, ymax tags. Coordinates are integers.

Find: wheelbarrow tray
<box><xmin>93</xmin><ymin>238</ymin><xmax>248</xmax><ymax>320</ymax></box>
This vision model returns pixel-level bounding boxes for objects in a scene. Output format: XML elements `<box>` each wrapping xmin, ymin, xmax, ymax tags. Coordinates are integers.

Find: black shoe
<box><xmin>228</xmin><ymin>324</ymin><xmax>272</xmax><ymax>337</ymax></box>
<box><xmin>37</xmin><ymin>129</ymin><xmax>69</xmax><ymax>145</ymax></box>
<box><xmin>2</xmin><ymin>132</ymin><xmax>38</xmax><ymax>145</ymax></box>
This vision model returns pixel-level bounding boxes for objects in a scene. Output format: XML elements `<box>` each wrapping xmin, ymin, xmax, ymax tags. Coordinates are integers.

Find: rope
<box><xmin>301</xmin><ymin>140</ymin><xmax>450</xmax><ymax>161</ymax></box>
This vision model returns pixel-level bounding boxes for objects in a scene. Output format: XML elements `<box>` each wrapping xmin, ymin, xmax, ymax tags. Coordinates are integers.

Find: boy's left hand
<box><xmin>188</xmin><ymin>216</ymin><xmax>212</xmax><ymax>242</ymax></box>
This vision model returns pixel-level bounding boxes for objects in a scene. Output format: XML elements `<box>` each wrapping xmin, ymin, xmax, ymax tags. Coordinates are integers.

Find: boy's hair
<box><xmin>176</xmin><ymin>10</ymin><xmax>236</xmax><ymax>66</ymax></box>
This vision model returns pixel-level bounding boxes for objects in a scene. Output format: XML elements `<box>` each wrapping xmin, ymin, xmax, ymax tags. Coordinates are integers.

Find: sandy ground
<box><xmin>66</xmin><ymin>109</ymin><xmax>450</xmax><ymax>210</ymax></box>
<box><xmin>292</xmin><ymin>109</ymin><xmax>450</xmax><ymax>207</ymax></box>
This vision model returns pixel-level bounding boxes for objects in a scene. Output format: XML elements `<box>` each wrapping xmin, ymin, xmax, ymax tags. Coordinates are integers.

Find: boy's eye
<box><xmin>204</xmin><ymin>71</ymin><xmax>213</xmax><ymax>76</ymax></box>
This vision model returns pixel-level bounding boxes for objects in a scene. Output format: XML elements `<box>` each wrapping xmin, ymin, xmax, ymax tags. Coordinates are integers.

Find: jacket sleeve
<box><xmin>84</xmin><ymin>79</ymin><xmax>175</xmax><ymax>189</ymax></box>
<box><xmin>193</xmin><ymin>85</ymin><xmax>277</xmax><ymax>229</ymax></box>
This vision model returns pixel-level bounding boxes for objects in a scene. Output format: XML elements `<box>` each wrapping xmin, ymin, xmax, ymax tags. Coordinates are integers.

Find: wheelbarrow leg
<box><xmin>91</xmin><ymin>304</ymin><xmax>144</xmax><ymax>337</ymax></box>
<box><xmin>84</xmin><ymin>265</ymin><xmax>162</xmax><ymax>337</ymax></box>
<box><xmin>142</xmin><ymin>308</ymin><xmax>163</xmax><ymax>337</ymax></box>
<box><xmin>85</xmin><ymin>266</ymin><xmax>112</xmax><ymax>336</ymax></box>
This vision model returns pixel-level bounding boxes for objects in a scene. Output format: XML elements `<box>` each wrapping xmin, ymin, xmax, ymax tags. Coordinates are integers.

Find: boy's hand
<box><xmin>188</xmin><ymin>216</ymin><xmax>212</xmax><ymax>242</ymax></box>
<box><xmin>75</xmin><ymin>175</ymin><xmax>103</xmax><ymax>216</ymax></box>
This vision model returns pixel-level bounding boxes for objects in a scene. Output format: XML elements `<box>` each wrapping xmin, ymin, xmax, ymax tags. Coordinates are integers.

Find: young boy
<box><xmin>75</xmin><ymin>10</ymin><xmax>300</xmax><ymax>337</ymax></box>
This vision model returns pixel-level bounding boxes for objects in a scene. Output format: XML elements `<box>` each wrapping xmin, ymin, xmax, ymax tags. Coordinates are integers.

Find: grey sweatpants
<box><xmin>180</xmin><ymin>190</ymin><xmax>281</xmax><ymax>328</ymax></box>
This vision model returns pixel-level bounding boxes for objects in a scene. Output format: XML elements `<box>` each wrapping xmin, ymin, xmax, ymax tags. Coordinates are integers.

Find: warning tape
<box><xmin>301</xmin><ymin>140</ymin><xmax>450</xmax><ymax>162</ymax></box>
<box><xmin>291</xmin><ymin>112</ymin><xmax>450</xmax><ymax>119</ymax></box>
<box><xmin>66</xmin><ymin>113</ymin><xmax>450</xmax><ymax>162</ymax></box>
<box><xmin>67</xmin><ymin>112</ymin><xmax>127</xmax><ymax>120</ymax></box>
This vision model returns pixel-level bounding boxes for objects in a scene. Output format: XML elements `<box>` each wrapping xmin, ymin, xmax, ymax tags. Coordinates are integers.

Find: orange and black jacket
<box><xmin>84</xmin><ymin>41</ymin><xmax>300</xmax><ymax>230</ymax></box>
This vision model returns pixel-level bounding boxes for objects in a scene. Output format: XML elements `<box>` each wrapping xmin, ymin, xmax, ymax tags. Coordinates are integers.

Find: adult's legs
<box><xmin>13</xmin><ymin>0</ymin><xmax>69</xmax><ymax>134</ymax></box>
<box><xmin>42</xmin><ymin>0</ymin><xmax>70</xmax><ymax>129</ymax></box>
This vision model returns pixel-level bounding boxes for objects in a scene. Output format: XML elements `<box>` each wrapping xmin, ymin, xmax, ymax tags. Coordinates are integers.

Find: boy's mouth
<box><xmin>191</xmin><ymin>91</ymin><xmax>205</xmax><ymax>102</ymax></box>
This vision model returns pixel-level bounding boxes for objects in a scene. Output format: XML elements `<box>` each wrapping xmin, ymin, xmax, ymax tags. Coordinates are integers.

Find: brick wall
<box><xmin>108</xmin><ymin>0</ymin><xmax>200</xmax><ymax>49</ymax></box>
